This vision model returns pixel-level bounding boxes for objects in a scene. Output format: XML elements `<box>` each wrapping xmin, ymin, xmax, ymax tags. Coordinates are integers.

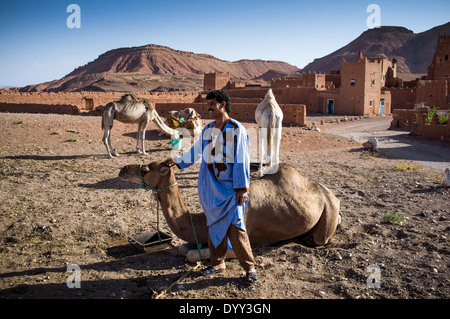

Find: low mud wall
<box><xmin>0</xmin><ymin>90</ymin><xmax>307</xmax><ymax>126</ymax></box>
<box><xmin>155</xmin><ymin>102</ymin><xmax>306</xmax><ymax>126</ymax></box>
<box><xmin>391</xmin><ymin>108</ymin><xmax>450</xmax><ymax>142</ymax></box>
<box><xmin>0</xmin><ymin>91</ymin><xmax>199</xmax><ymax>112</ymax></box>
<box><xmin>0</xmin><ymin>103</ymin><xmax>82</xmax><ymax>115</ymax></box>
<box><xmin>411</xmin><ymin>110</ymin><xmax>450</xmax><ymax>142</ymax></box>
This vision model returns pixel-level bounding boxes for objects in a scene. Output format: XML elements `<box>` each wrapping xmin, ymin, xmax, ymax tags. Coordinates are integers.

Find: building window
<box><xmin>446</xmin><ymin>55</ymin><xmax>449</xmax><ymax>61</ymax></box>
<box><xmin>350</xmin><ymin>79</ymin><xmax>355</xmax><ymax>86</ymax></box>
<box><xmin>369</xmin><ymin>100</ymin><xmax>373</xmax><ymax>107</ymax></box>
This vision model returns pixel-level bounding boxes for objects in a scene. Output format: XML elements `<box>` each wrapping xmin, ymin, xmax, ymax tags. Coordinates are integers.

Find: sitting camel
<box><xmin>101</xmin><ymin>94</ymin><xmax>179</xmax><ymax>158</ymax></box>
<box><xmin>119</xmin><ymin>161</ymin><xmax>341</xmax><ymax>261</ymax></box>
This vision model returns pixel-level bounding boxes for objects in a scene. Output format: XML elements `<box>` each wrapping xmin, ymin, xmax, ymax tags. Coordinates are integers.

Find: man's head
<box><xmin>206</xmin><ymin>90</ymin><xmax>231</xmax><ymax>114</ymax></box>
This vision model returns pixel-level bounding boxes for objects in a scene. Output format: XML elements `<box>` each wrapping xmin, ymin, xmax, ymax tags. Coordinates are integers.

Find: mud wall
<box><xmin>411</xmin><ymin>109</ymin><xmax>450</xmax><ymax>142</ymax></box>
<box><xmin>155</xmin><ymin>102</ymin><xmax>306</xmax><ymax>126</ymax></box>
<box><xmin>0</xmin><ymin>91</ymin><xmax>199</xmax><ymax>113</ymax></box>
<box><xmin>0</xmin><ymin>103</ymin><xmax>81</xmax><ymax>115</ymax></box>
<box><xmin>391</xmin><ymin>108</ymin><xmax>450</xmax><ymax>141</ymax></box>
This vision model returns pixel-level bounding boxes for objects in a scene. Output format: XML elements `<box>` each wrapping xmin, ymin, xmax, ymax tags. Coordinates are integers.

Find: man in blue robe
<box><xmin>167</xmin><ymin>90</ymin><xmax>257</xmax><ymax>283</ymax></box>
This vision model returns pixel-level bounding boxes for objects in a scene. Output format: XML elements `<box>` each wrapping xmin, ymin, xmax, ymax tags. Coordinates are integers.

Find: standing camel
<box><xmin>101</xmin><ymin>94</ymin><xmax>179</xmax><ymax>158</ymax></box>
<box><xmin>255</xmin><ymin>89</ymin><xmax>283</xmax><ymax>177</ymax></box>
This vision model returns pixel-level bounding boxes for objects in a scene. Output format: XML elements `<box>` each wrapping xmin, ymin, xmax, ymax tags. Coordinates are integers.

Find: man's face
<box><xmin>207</xmin><ymin>99</ymin><xmax>223</xmax><ymax>116</ymax></box>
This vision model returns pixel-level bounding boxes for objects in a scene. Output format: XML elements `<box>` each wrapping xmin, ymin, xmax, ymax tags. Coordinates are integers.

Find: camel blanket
<box><xmin>174</xmin><ymin>119</ymin><xmax>250</xmax><ymax>248</ymax></box>
<box><xmin>165</xmin><ymin>108</ymin><xmax>201</xmax><ymax>132</ymax></box>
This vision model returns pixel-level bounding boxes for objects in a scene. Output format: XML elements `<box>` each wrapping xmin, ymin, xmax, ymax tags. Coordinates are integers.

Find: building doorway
<box><xmin>380</xmin><ymin>99</ymin><xmax>385</xmax><ymax>115</ymax></box>
<box><xmin>84</xmin><ymin>98</ymin><xmax>94</xmax><ymax>111</ymax></box>
<box><xmin>327</xmin><ymin>99</ymin><xmax>334</xmax><ymax>114</ymax></box>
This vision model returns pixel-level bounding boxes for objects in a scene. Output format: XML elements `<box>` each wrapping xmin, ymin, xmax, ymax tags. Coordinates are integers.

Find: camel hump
<box><xmin>254</xmin><ymin>164</ymin><xmax>302</xmax><ymax>182</ymax></box>
<box><xmin>119</xmin><ymin>94</ymin><xmax>154</xmax><ymax>110</ymax></box>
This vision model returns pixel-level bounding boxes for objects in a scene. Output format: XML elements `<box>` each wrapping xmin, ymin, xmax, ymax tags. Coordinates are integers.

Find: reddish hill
<box><xmin>302</xmin><ymin>22</ymin><xmax>450</xmax><ymax>74</ymax></box>
<box><xmin>20</xmin><ymin>44</ymin><xmax>300</xmax><ymax>92</ymax></box>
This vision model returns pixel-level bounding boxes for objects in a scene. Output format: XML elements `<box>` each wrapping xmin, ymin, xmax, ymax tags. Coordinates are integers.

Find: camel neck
<box><xmin>154</xmin><ymin>182</ymin><xmax>208</xmax><ymax>245</ymax></box>
<box><xmin>156</xmin><ymin>185</ymin><xmax>193</xmax><ymax>239</ymax></box>
<box><xmin>152</xmin><ymin>109</ymin><xmax>174</xmax><ymax>136</ymax></box>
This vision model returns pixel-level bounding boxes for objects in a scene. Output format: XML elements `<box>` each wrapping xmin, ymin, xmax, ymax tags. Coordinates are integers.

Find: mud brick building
<box><xmin>427</xmin><ymin>34</ymin><xmax>450</xmax><ymax>81</ymax></box>
<box><xmin>387</xmin><ymin>34</ymin><xmax>450</xmax><ymax>111</ymax></box>
<box><xmin>338</xmin><ymin>52</ymin><xmax>392</xmax><ymax>115</ymax></box>
<box><xmin>390</xmin><ymin>34</ymin><xmax>450</xmax><ymax>141</ymax></box>
<box><xmin>204</xmin><ymin>51</ymin><xmax>392</xmax><ymax>116</ymax></box>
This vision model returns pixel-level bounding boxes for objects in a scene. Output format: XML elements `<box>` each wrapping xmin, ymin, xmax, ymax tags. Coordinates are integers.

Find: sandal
<box><xmin>245</xmin><ymin>271</ymin><xmax>258</xmax><ymax>283</ymax></box>
<box><xmin>200</xmin><ymin>266</ymin><xmax>225</xmax><ymax>276</ymax></box>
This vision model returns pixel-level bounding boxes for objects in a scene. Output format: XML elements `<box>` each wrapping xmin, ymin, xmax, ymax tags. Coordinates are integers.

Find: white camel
<box><xmin>101</xmin><ymin>94</ymin><xmax>179</xmax><ymax>158</ymax></box>
<box><xmin>255</xmin><ymin>89</ymin><xmax>283</xmax><ymax>177</ymax></box>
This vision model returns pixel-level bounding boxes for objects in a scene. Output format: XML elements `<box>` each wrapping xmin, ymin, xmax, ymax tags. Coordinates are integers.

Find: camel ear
<box><xmin>160</xmin><ymin>166</ymin><xmax>170</xmax><ymax>176</ymax></box>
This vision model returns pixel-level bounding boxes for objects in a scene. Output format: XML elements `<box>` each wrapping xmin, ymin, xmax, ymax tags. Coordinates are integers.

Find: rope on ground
<box><xmin>154</xmin><ymin>261</ymin><xmax>202</xmax><ymax>299</ymax></box>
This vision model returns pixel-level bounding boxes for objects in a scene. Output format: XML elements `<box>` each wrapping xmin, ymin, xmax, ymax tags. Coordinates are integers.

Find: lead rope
<box><xmin>155</xmin><ymin>212</ymin><xmax>203</xmax><ymax>299</ymax></box>
<box><xmin>155</xmin><ymin>213</ymin><xmax>203</xmax><ymax>299</ymax></box>
<box><xmin>139</xmin><ymin>164</ymin><xmax>178</xmax><ymax>242</ymax></box>
<box><xmin>139</xmin><ymin>165</ymin><xmax>204</xmax><ymax>299</ymax></box>
<box><xmin>189</xmin><ymin>213</ymin><xmax>202</xmax><ymax>260</ymax></box>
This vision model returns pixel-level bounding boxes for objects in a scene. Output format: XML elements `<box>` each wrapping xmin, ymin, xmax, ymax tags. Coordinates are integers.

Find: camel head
<box><xmin>256</xmin><ymin>89</ymin><xmax>279</xmax><ymax>114</ymax></box>
<box><xmin>119</xmin><ymin>161</ymin><xmax>175</xmax><ymax>189</ymax></box>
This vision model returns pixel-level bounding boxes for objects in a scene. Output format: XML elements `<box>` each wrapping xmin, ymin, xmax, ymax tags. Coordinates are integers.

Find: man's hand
<box><xmin>236</xmin><ymin>190</ymin><xmax>248</xmax><ymax>206</ymax></box>
<box><xmin>165</xmin><ymin>158</ymin><xmax>176</xmax><ymax>167</ymax></box>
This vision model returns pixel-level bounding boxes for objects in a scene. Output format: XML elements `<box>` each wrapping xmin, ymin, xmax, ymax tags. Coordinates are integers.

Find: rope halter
<box><xmin>139</xmin><ymin>164</ymin><xmax>178</xmax><ymax>194</ymax></box>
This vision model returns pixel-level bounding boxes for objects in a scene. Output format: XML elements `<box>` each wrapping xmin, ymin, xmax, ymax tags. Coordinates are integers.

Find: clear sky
<box><xmin>0</xmin><ymin>0</ymin><xmax>449</xmax><ymax>87</ymax></box>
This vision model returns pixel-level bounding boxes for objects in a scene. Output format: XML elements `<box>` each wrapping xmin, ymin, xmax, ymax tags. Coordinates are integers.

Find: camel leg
<box><xmin>267</xmin><ymin>124</ymin><xmax>282</xmax><ymax>174</ymax></box>
<box><xmin>102</xmin><ymin>126</ymin><xmax>112</xmax><ymax>158</ymax></box>
<box><xmin>179</xmin><ymin>244</ymin><xmax>236</xmax><ymax>263</ymax></box>
<box><xmin>136</xmin><ymin>122</ymin><xmax>144</xmax><ymax>154</ymax></box>
<box><xmin>103</xmin><ymin>125</ymin><xmax>117</xmax><ymax>158</ymax></box>
<box><xmin>141</xmin><ymin>122</ymin><xmax>148</xmax><ymax>155</ymax></box>
<box><xmin>266</xmin><ymin>127</ymin><xmax>273</xmax><ymax>174</ymax></box>
<box><xmin>107</xmin><ymin>127</ymin><xmax>119</xmax><ymax>157</ymax></box>
<box><xmin>136</xmin><ymin>123</ymin><xmax>141</xmax><ymax>153</ymax></box>
<box><xmin>102</xmin><ymin>105</ymin><xmax>119</xmax><ymax>158</ymax></box>
<box><xmin>258</xmin><ymin>127</ymin><xmax>265</xmax><ymax>177</ymax></box>
<box><xmin>313</xmin><ymin>197</ymin><xmax>340</xmax><ymax>246</ymax></box>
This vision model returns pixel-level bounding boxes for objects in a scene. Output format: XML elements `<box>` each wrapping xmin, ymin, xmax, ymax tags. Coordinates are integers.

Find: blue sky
<box><xmin>0</xmin><ymin>0</ymin><xmax>449</xmax><ymax>87</ymax></box>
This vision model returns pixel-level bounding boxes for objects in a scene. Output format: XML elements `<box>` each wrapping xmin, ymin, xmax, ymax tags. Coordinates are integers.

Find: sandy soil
<box><xmin>0</xmin><ymin>112</ymin><xmax>449</xmax><ymax>300</ymax></box>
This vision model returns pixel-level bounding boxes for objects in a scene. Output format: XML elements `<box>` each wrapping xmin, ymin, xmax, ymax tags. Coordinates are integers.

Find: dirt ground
<box><xmin>0</xmin><ymin>112</ymin><xmax>449</xmax><ymax>300</ymax></box>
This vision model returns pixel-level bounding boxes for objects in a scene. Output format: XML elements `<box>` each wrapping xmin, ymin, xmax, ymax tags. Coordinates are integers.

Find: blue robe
<box><xmin>175</xmin><ymin>119</ymin><xmax>250</xmax><ymax>248</ymax></box>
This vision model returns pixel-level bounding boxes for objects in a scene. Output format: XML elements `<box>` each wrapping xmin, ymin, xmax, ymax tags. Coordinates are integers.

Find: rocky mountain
<box><xmin>20</xmin><ymin>44</ymin><xmax>300</xmax><ymax>92</ymax></box>
<box><xmin>302</xmin><ymin>22</ymin><xmax>450</xmax><ymax>74</ymax></box>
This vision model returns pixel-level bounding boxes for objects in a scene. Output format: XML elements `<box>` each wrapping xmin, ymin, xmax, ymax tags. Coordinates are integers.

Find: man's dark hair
<box><xmin>206</xmin><ymin>90</ymin><xmax>231</xmax><ymax>113</ymax></box>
